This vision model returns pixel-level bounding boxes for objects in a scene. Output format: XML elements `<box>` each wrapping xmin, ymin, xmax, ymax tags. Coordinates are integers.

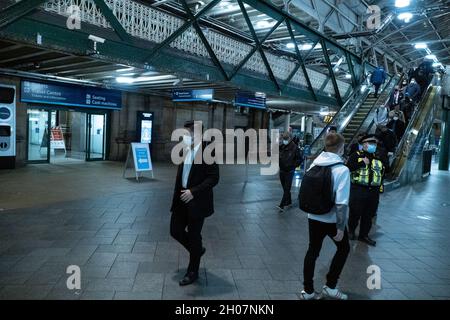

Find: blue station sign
<box><xmin>235</xmin><ymin>91</ymin><xmax>266</xmax><ymax>109</ymax></box>
<box><xmin>172</xmin><ymin>89</ymin><xmax>214</xmax><ymax>102</ymax></box>
<box><xmin>21</xmin><ymin>80</ymin><xmax>122</xmax><ymax>110</ymax></box>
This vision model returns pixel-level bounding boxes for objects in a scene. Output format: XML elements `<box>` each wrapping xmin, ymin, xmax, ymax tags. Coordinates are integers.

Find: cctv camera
<box><xmin>88</xmin><ymin>35</ymin><xmax>105</xmax><ymax>43</ymax></box>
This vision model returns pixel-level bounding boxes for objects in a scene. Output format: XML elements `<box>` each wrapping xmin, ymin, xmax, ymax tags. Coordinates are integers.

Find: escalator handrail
<box><xmin>345</xmin><ymin>74</ymin><xmax>402</xmax><ymax>150</ymax></box>
<box><xmin>389</xmin><ymin>81</ymin><xmax>435</xmax><ymax>175</ymax></box>
<box><xmin>309</xmin><ymin>74</ymin><xmax>372</xmax><ymax>151</ymax></box>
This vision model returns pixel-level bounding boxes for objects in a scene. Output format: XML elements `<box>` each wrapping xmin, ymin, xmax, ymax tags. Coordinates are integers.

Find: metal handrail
<box><xmin>309</xmin><ymin>75</ymin><xmax>370</xmax><ymax>150</ymax></box>
<box><xmin>309</xmin><ymin>72</ymin><xmax>395</xmax><ymax>156</ymax></box>
<box><xmin>388</xmin><ymin>80</ymin><xmax>435</xmax><ymax>177</ymax></box>
<box><xmin>345</xmin><ymin>74</ymin><xmax>402</xmax><ymax>150</ymax></box>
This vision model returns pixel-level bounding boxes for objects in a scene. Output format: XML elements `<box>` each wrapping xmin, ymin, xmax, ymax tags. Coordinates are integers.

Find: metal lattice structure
<box><xmin>0</xmin><ymin>0</ymin><xmax>374</xmax><ymax>104</ymax></box>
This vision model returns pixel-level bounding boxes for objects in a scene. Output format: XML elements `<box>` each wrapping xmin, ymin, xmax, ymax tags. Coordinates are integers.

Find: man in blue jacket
<box><xmin>370</xmin><ymin>67</ymin><xmax>386</xmax><ymax>98</ymax></box>
<box><xmin>405</xmin><ymin>78</ymin><xmax>421</xmax><ymax>103</ymax></box>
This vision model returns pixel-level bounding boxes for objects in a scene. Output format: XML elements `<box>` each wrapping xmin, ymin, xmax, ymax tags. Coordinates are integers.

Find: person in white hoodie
<box><xmin>300</xmin><ymin>133</ymin><xmax>351</xmax><ymax>300</ymax></box>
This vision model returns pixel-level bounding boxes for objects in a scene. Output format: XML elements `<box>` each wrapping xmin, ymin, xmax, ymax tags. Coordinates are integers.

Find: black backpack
<box><xmin>299</xmin><ymin>163</ymin><xmax>342</xmax><ymax>214</ymax></box>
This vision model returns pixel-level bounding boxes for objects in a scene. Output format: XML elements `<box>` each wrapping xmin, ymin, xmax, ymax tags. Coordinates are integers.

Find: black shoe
<box><xmin>358</xmin><ymin>236</ymin><xmax>376</xmax><ymax>247</ymax></box>
<box><xmin>201</xmin><ymin>247</ymin><xmax>206</xmax><ymax>257</ymax></box>
<box><xmin>349</xmin><ymin>231</ymin><xmax>356</xmax><ymax>240</ymax></box>
<box><xmin>179</xmin><ymin>272</ymin><xmax>199</xmax><ymax>286</ymax></box>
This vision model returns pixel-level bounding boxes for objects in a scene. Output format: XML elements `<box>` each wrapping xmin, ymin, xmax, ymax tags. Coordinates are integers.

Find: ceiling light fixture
<box><xmin>395</xmin><ymin>0</ymin><xmax>410</xmax><ymax>8</ymax></box>
<box><xmin>398</xmin><ymin>12</ymin><xmax>413</xmax><ymax>23</ymax></box>
<box><xmin>116</xmin><ymin>77</ymin><xmax>135</xmax><ymax>84</ymax></box>
<box><xmin>414</xmin><ymin>43</ymin><xmax>427</xmax><ymax>49</ymax></box>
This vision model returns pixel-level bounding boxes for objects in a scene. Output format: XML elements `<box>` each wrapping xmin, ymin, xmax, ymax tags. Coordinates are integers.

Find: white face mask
<box><xmin>393</xmin><ymin>116</ymin><xmax>399</xmax><ymax>121</ymax></box>
<box><xmin>282</xmin><ymin>139</ymin><xmax>289</xmax><ymax>145</ymax></box>
<box><xmin>183</xmin><ymin>134</ymin><xmax>193</xmax><ymax>146</ymax></box>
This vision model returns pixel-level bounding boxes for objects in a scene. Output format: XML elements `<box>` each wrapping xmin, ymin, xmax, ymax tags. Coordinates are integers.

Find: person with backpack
<box><xmin>298</xmin><ymin>133</ymin><xmax>351</xmax><ymax>300</ymax></box>
<box><xmin>346</xmin><ymin>134</ymin><xmax>389</xmax><ymax>247</ymax></box>
<box><xmin>277</xmin><ymin>132</ymin><xmax>302</xmax><ymax>212</ymax></box>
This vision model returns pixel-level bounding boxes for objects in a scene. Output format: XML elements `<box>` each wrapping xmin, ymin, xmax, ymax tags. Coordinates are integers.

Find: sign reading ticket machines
<box><xmin>123</xmin><ymin>143</ymin><xmax>154</xmax><ymax>181</ymax></box>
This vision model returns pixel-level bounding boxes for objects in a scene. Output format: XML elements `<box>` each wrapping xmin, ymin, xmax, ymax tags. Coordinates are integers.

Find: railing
<box><xmin>41</xmin><ymin>0</ymin><xmax>352</xmax><ymax>95</ymax></box>
<box><xmin>308</xmin><ymin>77</ymin><xmax>370</xmax><ymax>156</ymax></box>
<box><xmin>344</xmin><ymin>74</ymin><xmax>401</xmax><ymax>151</ymax></box>
<box><xmin>308</xmin><ymin>71</ymin><xmax>395</xmax><ymax>156</ymax></box>
<box><xmin>388</xmin><ymin>77</ymin><xmax>439</xmax><ymax>180</ymax></box>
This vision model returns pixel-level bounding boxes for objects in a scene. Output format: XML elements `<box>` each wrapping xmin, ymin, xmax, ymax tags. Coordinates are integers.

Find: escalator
<box><xmin>341</xmin><ymin>95</ymin><xmax>378</xmax><ymax>143</ymax></box>
<box><xmin>386</xmin><ymin>77</ymin><xmax>442</xmax><ymax>187</ymax></box>
<box><xmin>309</xmin><ymin>73</ymin><xmax>399</xmax><ymax>156</ymax></box>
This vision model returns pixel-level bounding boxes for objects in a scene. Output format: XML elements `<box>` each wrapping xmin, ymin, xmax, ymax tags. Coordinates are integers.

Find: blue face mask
<box><xmin>366</xmin><ymin>144</ymin><xmax>377</xmax><ymax>154</ymax></box>
<box><xmin>358</xmin><ymin>144</ymin><xmax>363</xmax><ymax>151</ymax></box>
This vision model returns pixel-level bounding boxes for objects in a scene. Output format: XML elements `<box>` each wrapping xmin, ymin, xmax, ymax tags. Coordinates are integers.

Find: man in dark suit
<box><xmin>170</xmin><ymin>120</ymin><xmax>219</xmax><ymax>286</ymax></box>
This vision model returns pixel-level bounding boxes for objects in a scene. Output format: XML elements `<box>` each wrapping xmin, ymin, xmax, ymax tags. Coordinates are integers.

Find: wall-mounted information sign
<box><xmin>21</xmin><ymin>80</ymin><xmax>122</xmax><ymax>110</ymax></box>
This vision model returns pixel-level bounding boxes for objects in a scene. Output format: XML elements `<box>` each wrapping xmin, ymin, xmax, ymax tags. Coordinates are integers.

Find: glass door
<box><xmin>86</xmin><ymin>113</ymin><xmax>106</xmax><ymax>161</ymax></box>
<box><xmin>27</xmin><ymin>109</ymin><xmax>50</xmax><ymax>163</ymax></box>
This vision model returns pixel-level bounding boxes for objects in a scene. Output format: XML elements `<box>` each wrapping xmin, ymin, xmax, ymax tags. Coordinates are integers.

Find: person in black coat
<box><xmin>277</xmin><ymin>132</ymin><xmax>302</xmax><ymax>212</ymax></box>
<box><xmin>170</xmin><ymin>120</ymin><xmax>219</xmax><ymax>286</ymax></box>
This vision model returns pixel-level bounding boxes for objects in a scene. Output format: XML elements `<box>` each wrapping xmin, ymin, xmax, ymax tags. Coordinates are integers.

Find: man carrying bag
<box><xmin>298</xmin><ymin>133</ymin><xmax>351</xmax><ymax>300</ymax></box>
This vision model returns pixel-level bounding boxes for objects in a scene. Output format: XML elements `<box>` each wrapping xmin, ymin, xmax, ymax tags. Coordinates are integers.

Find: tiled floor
<box><xmin>0</xmin><ymin>161</ymin><xmax>449</xmax><ymax>300</ymax></box>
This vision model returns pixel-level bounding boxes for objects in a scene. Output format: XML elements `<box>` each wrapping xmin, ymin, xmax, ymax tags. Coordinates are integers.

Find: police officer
<box><xmin>346</xmin><ymin>134</ymin><xmax>389</xmax><ymax>246</ymax></box>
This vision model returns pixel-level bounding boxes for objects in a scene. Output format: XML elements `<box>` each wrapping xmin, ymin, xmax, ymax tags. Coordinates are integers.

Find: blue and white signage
<box><xmin>235</xmin><ymin>91</ymin><xmax>266</xmax><ymax>109</ymax></box>
<box><xmin>172</xmin><ymin>89</ymin><xmax>214</xmax><ymax>102</ymax></box>
<box><xmin>131</xmin><ymin>142</ymin><xmax>152</xmax><ymax>172</ymax></box>
<box><xmin>21</xmin><ymin>80</ymin><xmax>122</xmax><ymax>110</ymax></box>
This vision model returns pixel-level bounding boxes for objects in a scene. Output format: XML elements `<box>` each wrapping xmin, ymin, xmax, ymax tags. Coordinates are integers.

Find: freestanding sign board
<box><xmin>123</xmin><ymin>142</ymin><xmax>154</xmax><ymax>181</ymax></box>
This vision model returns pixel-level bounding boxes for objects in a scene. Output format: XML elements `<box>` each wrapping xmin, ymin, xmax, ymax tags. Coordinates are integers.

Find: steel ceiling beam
<box><xmin>320</xmin><ymin>38</ymin><xmax>342</xmax><ymax>106</ymax></box>
<box><xmin>180</xmin><ymin>0</ymin><xmax>229</xmax><ymax>81</ymax></box>
<box><xmin>144</xmin><ymin>0</ymin><xmax>222</xmax><ymax>61</ymax></box>
<box><xmin>228</xmin><ymin>18</ymin><xmax>285</xmax><ymax>80</ymax></box>
<box><xmin>0</xmin><ymin>15</ymin><xmax>339</xmax><ymax>105</ymax></box>
<box><xmin>92</xmin><ymin>0</ymin><xmax>132</xmax><ymax>43</ymax></box>
<box><xmin>237</xmin><ymin>0</ymin><xmax>280</xmax><ymax>92</ymax></box>
<box><xmin>285</xmin><ymin>19</ymin><xmax>316</xmax><ymax>100</ymax></box>
<box><xmin>425</xmin><ymin>13</ymin><xmax>450</xmax><ymax>63</ymax></box>
<box><xmin>0</xmin><ymin>0</ymin><xmax>47</xmax><ymax>29</ymax></box>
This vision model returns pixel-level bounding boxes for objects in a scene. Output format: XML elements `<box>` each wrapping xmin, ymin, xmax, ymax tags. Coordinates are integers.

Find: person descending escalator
<box><xmin>387</xmin><ymin>86</ymin><xmax>404</xmax><ymax>111</ymax></box>
<box><xmin>370</xmin><ymin>67</ymin><xmax>387</xmax><ymax>98</ymax></box>
<box><xmin>386</xmin><ymin>105</ymin><xmax>406</xmax><ymax>142</ymax></box>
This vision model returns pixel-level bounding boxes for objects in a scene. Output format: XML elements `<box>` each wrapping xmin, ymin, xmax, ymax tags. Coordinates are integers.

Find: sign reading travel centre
<box><xmin>21</xmin><ymin>80</ymin><xmax>122</xmax><ymax>110</ymax></box>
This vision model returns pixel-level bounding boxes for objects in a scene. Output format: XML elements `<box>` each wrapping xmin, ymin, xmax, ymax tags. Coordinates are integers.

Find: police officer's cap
<box><xmin>360</xmin><ymin>134</ymin><xmax>379</xmax><ymax>143</ymax></box>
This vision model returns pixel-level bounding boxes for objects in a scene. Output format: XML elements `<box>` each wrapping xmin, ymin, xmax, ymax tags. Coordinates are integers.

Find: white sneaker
<box><xmin>276</xmin><ymin>205</ymin><xmax>284</xmax><ymax>212</ymax></box>
<box><xmin>320</xmin><ymin>285</ymin><xmax>348</xmax><ymax>300</ymax></box>
<box><xmin>299</xmin><ymin>290</ymin><xmax>316</xmax><ymax>300</ymax></box>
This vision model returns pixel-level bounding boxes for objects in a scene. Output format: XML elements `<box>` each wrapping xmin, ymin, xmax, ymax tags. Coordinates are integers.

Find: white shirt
<box><xmin>374</xmin><ymin>106</ymin><xmax>388</xmax><ymax>126</ymax></box>
<box><xmin>307</xmin><ymin>152</ymin><xmax>350</xmax><ymax>224</ymax></box>
<box><xmin>182</xmin><ymin>143</ymin><xmax>201</xmax><ymax>188</ymax></box>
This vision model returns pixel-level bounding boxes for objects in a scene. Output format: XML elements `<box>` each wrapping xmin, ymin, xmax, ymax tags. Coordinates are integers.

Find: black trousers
<box><xmin>303</xmin><ymin>219</ymin><xmax>350</xmax><ymax>294</ymax></box>
<box><xmin>374</xmin><ymin>83</ymin><xmax>381</xmax><ymax>96</ymax></box>
<box><xmin>279</xmin><ymin>170</ymin><xmax>295</xmax><ymax>207</ymax></box>
<box><xmin>348</xmin><ymin>185</ymin><xmax>380</xmax><ymax>238</ymax></box>
<box><xmin>170</xmin><ymin>203</ymin><xmax>205</xmax><ymax>274</ymax></box>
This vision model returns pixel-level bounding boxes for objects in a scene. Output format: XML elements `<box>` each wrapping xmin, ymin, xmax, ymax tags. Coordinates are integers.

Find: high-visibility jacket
<box><xmin>350</xmin><ymin>151</ymin><xmax>385</xmax><ymax>189</ymax></box>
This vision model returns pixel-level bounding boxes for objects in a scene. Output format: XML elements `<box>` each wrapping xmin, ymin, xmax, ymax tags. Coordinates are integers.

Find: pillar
<box><xmin>439</xmin><ymin>97</ymin><xmax>450</xmax><ymax>171</ymax></box>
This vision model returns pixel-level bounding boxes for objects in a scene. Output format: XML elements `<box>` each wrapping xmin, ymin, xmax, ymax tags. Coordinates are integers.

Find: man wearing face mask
<box><xmin>170</xmin><ymin>120</ymin><xmax>219</xmax><ymax>286</ymax></box>
<box><xmin>277</xmin><ymin>132</ymin><xmax>302</xmax><ymax>212</ymax></box>
<box><xmin>387</xmin><ymin>105</ymin><xmax>406</xmax><ymax>141</ymax></box>
<box><xmin>388</xmin><ymin>85</ymin><xmax>404</xmax><ymax>111</ymax></box>
<box><xmin>346</xmin><ymin>134</ymin><xmax>389</xmax><ymax>247</ymax></box>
